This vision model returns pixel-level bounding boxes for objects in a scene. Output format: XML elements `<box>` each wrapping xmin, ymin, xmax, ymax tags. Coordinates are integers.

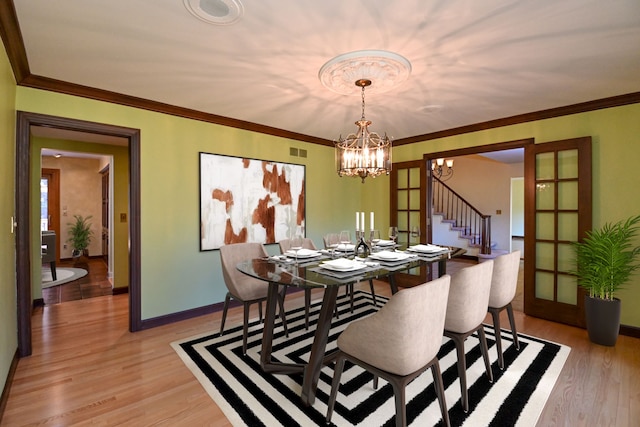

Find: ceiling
<box><xmin>10</xmin><ymin>0</ymin><xmax>640</xmax><ymax>143</ymax></box>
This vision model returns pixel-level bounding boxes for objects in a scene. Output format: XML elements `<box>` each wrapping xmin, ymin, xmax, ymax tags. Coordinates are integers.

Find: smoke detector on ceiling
<box><xmin>183</xmin><ymin>0</ymin><xmax>244</xmax><ymax>25</ymax></box>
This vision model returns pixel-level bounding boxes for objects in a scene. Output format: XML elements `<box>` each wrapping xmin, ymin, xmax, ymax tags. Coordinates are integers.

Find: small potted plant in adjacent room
<box><xmin>572</xmin><ymin>214</ymin><xmax>640</xmax><ymax>346</ymax></box>
<box><xmin>67</xmin><ymin>214</ymin><xmax>94</xmax><ymax>260</ymax></box>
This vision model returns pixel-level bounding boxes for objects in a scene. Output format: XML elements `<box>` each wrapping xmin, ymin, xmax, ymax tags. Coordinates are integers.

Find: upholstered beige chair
<box><xmin>487</xmin><ymin>250</ymin><xmax>521</xmax><ymax>369</ymax></box>
<box><xmin>219</xmin><ymin>242</ymin><xmax>287</xmax><ymax>355</ymax></box>
<box><xmin>279</xmin><ymin>238</ymin><xmax>318</xmax><ymax>329</ymax></box>
<box><xmin>444</xmin><ymin>260</ymin><xmax>494</xmax><ymax>413</ymax></box>
<box><xmin>326</xmin><ymin>275</ymin><xmax>452</xmax><ymax>427</ymax></box>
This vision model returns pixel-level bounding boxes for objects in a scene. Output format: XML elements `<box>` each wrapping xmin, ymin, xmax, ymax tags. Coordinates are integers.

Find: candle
<box><xmin>356</xmin><ymin>212</ymin><xmax>359</xmax><ymax>232</ymax></box>
<box><xmin>370</xmin><ymin>212</ymin><xmax>374</xmax><ymax>231</ymax></box>
<box><xmin>361</xmin><ymin>212</ymin><xmax>365</xmax><ymax>233</ymax></box>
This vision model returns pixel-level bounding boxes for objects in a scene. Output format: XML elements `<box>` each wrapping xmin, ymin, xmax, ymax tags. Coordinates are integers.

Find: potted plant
<box><xmin>572</xmin><ymin>214</ymin><xmax>640</xmax><ymax>346</ymax></box>
<box><xmin>67</xmin><ymin>214</ymin><xmax>94</xmax><ymax>259</ymax></box>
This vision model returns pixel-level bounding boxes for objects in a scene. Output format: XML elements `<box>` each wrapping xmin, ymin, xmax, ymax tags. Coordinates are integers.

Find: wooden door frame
<box><xmin>16</xmin><ymin>111</ymin><xmax>141</xmax><ymax>357</ymax></box>
<box><xmin>422</xmin><ymin>138</ymin><xmax>534</xmax><ymax>252</ymax></box>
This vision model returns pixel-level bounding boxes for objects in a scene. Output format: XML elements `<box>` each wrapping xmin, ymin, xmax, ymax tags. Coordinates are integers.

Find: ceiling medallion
<box><xmin>183</xmin><ymin>0</ymin><xmax>244</xmax><ymax>25</ymax></box>
<box><xmin>319</xmin><ymin>50</ymin><xmax>412</xmax><ymax>96</ymax></box>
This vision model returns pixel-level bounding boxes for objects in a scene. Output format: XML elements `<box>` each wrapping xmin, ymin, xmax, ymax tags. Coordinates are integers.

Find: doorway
<box><xmin>15</xmin><ymin>111</ymin><xmax>142</xmax><ymax>357</ymax></box>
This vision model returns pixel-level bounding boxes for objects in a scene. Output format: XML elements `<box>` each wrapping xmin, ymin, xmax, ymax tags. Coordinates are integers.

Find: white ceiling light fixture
<box><xmin>320</xmin><ymin>50</ymin><xmax>411</xmax><ymax>183</ymax></box>
<box><xmin>319</xmin><ymin>50</ymin><xmax>411</xmax><ymax>96</ymax></box>
<box><xmin>183</xmin><ymin>0</ymin><xmax>244</xmax><ymax>25</ymax></box>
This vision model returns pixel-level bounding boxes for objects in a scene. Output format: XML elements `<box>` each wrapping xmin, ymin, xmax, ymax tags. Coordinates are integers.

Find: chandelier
<box><xmin>432</xmin><ymin>158</ymin><xmax>454</xmax><ymax>181</ymax></box>
<box><xmin>334</xmin><ymin>79</ymin><xmax>392</xmax><ymax>183</ymax></box>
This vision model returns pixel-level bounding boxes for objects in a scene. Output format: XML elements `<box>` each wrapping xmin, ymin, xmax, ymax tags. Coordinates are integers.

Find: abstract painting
<box><xmin>199</xmin><ymin>152</ymin><xmax>305</xmax><ymax>250</ymax></box>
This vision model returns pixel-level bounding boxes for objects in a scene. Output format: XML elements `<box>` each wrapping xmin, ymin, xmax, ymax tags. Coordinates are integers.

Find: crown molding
<box><xmin>2</xmin><ymin>0</ymin><xmax>639</xmax><ymax>148</ymax></box>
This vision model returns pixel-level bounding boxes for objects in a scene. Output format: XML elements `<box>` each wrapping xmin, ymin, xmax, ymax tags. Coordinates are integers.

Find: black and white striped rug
<box><xmin>172</xmin><ymin>291</ymin><xmax>569</xmax><ymax>426</ymax></box>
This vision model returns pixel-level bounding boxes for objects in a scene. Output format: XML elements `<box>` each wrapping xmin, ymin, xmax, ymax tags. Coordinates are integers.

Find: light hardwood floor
<box><xmin>3</xmin><ymin>262</ymin><xmax>639</xmax><ymax>426</ymax></box>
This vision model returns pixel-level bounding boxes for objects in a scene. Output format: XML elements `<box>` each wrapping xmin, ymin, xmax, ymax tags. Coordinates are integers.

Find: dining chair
<box><xmin>219</xmin><ymin>242</ymin><xmax>287</xmax><ymax>355</ymax></box>
<box><xmin>326</xmin><ymin>275</ymin><xmax>452</xmax><ymax>427</ymax></box>
<box><xmin>443</xmin><ymin>260</ymin><xmax>494</xmax><ymax>413</ymax></box>
<box><xmin>487</xmin><ymin>250</ymin><xmax>521</xmax><ymax>369</ymax></box>
<box><xmin>322</xmin><ymin>234</ymin><xmax>378</xmax><ymax>311</ymax></box>
<box><xmin>279</xmin><ymin>237</ymin><xmax>318</xmax><ymax>329</ymax></box>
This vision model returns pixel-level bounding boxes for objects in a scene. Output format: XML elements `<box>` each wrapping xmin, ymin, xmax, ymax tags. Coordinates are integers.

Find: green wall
<box><xmin>15</xmin><ymin>86</ymin><xmax>393</xmax><ymax>320</ymax></box>
<box><xmin>30</xmin><ymin>138</ymin><xmax>130</xmax><ymax>300</ymax></box>
<box><xmin>4</xmin><ymin>29</ymin><xmax>639</xmax><ymax>413</ymax></box>
<box><xmin>393</xmin><ymin>103</ymin><xmax>640</xmax><ymax>327</ymax></box>
<box><xmin>0</xmin><ymin>43</ymin><xmax>17</xmax><ymax>392</ymax></box>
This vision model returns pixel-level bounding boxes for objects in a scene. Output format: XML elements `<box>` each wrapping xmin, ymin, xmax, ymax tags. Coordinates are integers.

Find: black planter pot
<box><xmin>584</xmin><ymin>296</ymin><xmax>621</xmax><ymax>346</ymax></box>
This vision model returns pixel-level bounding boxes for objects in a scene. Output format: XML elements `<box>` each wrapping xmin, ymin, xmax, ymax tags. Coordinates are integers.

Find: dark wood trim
<box><xmin>112</xmin><ymin>287</ymin><xmax>128</xmax><ymax>295</ymax></box>
<box><xmin>0</xmin><ymin>0</ymin><xmax>29</xmax><ymax>82</ymax></box>
<box><xmin>20</xmin><ymin>74</ymin><xmax>334</xmax><ymax>147</ymax></box>
<box><xmin>620</xmin><ymin>324</ymin><xmax>640</xmax><ymax>339</ymax></box>
<box><xmin>0</xmin><ymin>349</ymin><xmax>19</xmax><ymax>423</ymax></box>
<box><xmin>15</xmin><ymin>112</ymin><xmax>32</xmax><ymax>357</ymax></box>
<box><xmin>395</xmin><ymin>92</ymin><xmax>640</xmax><ymax>145</ymax></box>
<box><xmin>139</xmin><ymin>302</ymin><xmax>224</xmax><ymax>330</ymax></box>
<box><xmin>2</xmin><ymin>1</ymin><xmax>639</xmax><ymax>147</ymax></box>
<box><xmin>422</xmin><ymin>138</ymin><xmax>534</xmax><ymax>159</ymax></box>
<box><xmin>15</xmin><ymin>111</ymin><xmax>141</xmax><ymax>357</ymax></box>
<box><xmin>32</xmin><ymin>298</ymin><xmax>44</xmax><ymax>309</ymax></box>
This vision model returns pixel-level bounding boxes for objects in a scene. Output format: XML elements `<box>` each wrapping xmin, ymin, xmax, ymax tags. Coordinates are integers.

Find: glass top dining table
<box><xmin>236</xmin><ymin>245</ymin><xmax>466</xmax><ymax>406</ymax></box>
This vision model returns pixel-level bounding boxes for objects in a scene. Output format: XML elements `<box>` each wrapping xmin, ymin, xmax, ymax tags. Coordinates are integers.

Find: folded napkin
<box><xmin>285</xmin><ymin>248</ymin><xmax>320</xmax><ymax>257</ymax></box>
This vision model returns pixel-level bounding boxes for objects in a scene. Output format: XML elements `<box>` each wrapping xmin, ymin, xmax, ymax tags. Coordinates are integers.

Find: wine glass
<box><xmin>411</xmin><ymin>225</ymin><xmax>421</xmax><ymax>244</ymax></box>
<box><xmin>325</xmin><ymin>233</ymin><xmax>340</xmax><ymax>258</ymax></box>
<box><xmin>369</xmin><ymin>229</ymin><xmax>380</xmax><ymax>251</ymax></box>
<box><xmin>290</xmin><ymin>233</ymin><xmax>304</xmax><ymax>265</ymax></box>
<box><xmin>339</xmin><ymin>230</ymin><xmax>351</xmax><ymax>251</ymax></box>
<box><xmin>388</xmin><ymin>226</ymin><xmax>398</xmax><ymax>249</ymax></box>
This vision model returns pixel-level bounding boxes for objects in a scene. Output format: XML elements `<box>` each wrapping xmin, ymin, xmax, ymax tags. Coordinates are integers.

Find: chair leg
<box><xmin>368</xmin><ymin>279</ymin><xmax>378</xmax><ymax>306</ymax></box>
<box><xmin>304</xmin><ymin>288</ymin><xmax>311</xmax><ymax>330</ymax></box>
<box><xmin>489</xmin><ymin>307</ymin><xmax>505</xmax><ymax>370</ymax></box>
<box><xmin>431</xmin><ymin>360</ymin><xmax>451</xmax><ymax>427</ymax></box>
<box><xmin>50</xmin><ymin>261</ymin><xmax>57</xmax><ymax>281</ymax></box>
<box><xmin>242</xmin><ymin>301</ymin><xmax>250</xmax><ymax>355</ymax></box>
<box><xmin>506</xmin><ymin>303</ymin><xmax>520</xmax><ymax>350</ymax></box>
<box><xmin>477</xmin><ymin>327</ymin><xmax>494</xmax><ymax>383</ymax></box>
<box><xmin>219</xmin><ymin>293</ymin><xmax>231</xmax><ymax>336</ymax></box>
<box><xmin>390</xmin><ymin>381</ymin><xmax>407</xmax><ymax>427</ymax></box>
<box><xmin>450</xmin><ymin>334</ymin><xmax>470</xmax><ymax>413</ymax></box>
<box><xmin>326</xmin><ymin>354</ymin><xmax>346</xmax><ymax>424</ymax></box>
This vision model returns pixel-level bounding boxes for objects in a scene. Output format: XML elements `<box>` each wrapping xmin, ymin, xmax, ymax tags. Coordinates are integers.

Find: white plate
<box><xmin>322</xmin><ymin>258</ymin><xmax>362</xmax><ymax>271</ymax></box>
<box><xmin>320</xmin><ymin>262</ymin><xmax>367</xmax><ymax>272</ymax></box>
<box><xmin>369</xmin><ymin>251</ymin><xmax>413</xmax><ymax>261</ymax></box>
<box><xmin>407</xmin><ymin>244</ymin><xmax>448</xmax><ymax>254</ymax></box>
<box><xmin>376</xmin><ymin>239</ymin><xmax>396</xmax><ymax>246</ymax></box>
<box><xmin>335</xmin><ymin>243</ymin><xmax>355</xmax><ymax>251</ymax></box>
<box><xmin>285</xmin><ymin>249</ymin><xmax>321</xmax><ymax>258</ymax></box>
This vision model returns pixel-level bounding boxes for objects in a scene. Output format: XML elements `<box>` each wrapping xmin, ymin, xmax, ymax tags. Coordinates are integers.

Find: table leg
<box><xmin>388</xmin><ymin>274</ymin><xmax>399</xmax><ymax>294</ymax></box>
<box><xmin>300</xmin><ymin>285</ymin><xmax>338</xmax><ymax>406</ymax></box>
<box><xmin>259</xmin><ymin>282</ymin><xmax>280</xmax><ymax>370</ymax></box>
<box><xmin>260</xmin><ymin>282</ymin><xmax>305</xmax><ymax>374</ymax></box>
<box><xmin>438</xmin><ymin>259</ymin><xmax>447</xmax><ymax>277</ymax></box>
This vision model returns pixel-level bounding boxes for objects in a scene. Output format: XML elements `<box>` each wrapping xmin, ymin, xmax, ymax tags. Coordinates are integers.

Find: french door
<box><xmin>524</xmin><ymin>137</ymin><xmax>592</xmax><ymax>326</ymax></box>
<box><xmin>390</xmin><ymin>159</ymin><xmax>428</xmax><ymax>286</ymax></box>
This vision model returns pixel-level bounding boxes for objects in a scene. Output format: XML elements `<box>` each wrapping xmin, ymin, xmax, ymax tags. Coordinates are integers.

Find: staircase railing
<box><xmin>432</xmin><ymin>176</ymin><xmax>492</xmax><ymax>254</ymax></box>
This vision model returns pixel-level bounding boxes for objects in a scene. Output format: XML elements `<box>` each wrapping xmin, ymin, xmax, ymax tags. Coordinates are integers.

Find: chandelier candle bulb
<box><xmin>361</xmin><ymin>212</ymin><xmax>365</xmax><ymax>233</ymax></box>
<box><xmin>370</xmin><ymin>211</ymin><xmax>374</xmax><ymax>231</ymax></box>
